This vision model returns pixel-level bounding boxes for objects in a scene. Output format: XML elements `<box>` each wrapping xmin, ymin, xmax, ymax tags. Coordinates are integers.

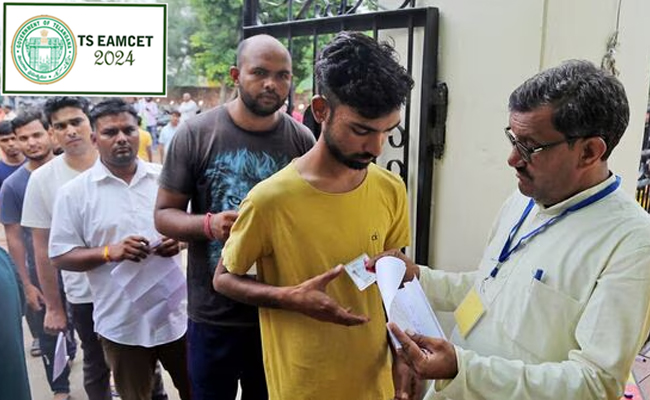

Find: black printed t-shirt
<box><xmin>159</xmin><ymin>106</ymin><xmax>314</xmax><ymax>326</ymax></box>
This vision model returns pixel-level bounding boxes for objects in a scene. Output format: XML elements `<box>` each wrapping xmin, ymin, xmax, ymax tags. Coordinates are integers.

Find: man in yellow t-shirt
<box><xmin>214</xmin><ymin>32</ymin><xmax>415</xmax><ymax>400</ymax></box>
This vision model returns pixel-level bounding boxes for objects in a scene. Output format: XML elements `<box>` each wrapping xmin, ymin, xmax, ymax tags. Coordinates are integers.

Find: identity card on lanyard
<box><xmin>453</xmin><ymin>176</ymin><xmax>621</xmax><ymax>338</ymax></box>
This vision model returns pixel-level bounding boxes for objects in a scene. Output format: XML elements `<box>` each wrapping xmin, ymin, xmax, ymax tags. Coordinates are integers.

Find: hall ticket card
<box><xmin>344</xmin><ymin>253</ymin><xmax>376</xmax><ymax>291</ymax></box>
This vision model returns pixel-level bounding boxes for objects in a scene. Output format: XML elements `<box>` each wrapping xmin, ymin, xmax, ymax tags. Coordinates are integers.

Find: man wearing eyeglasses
<box><xmin>369</xmin><ymin>60</ymin><xmax>650</xmax><ymax>400</ymax></box>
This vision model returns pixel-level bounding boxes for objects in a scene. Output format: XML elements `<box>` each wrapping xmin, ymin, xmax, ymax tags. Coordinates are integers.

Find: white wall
<box><xmin>402</xmin><ymin>0</ymin><xmax>650</xmax><ymax>271</ymax></box>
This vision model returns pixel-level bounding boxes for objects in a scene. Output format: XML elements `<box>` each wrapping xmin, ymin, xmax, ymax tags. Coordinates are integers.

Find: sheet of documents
<box><xmin>111</xmin><ymin>254</ymin><xmax>186</xmax><ymax>327</ymax></box>
<box><xmin>53</xmin><ymin>331</ymin><xmax>69</xmax><ymax>381</ymax></box>
<box><xmin>376</xmin><ymin>256</ymin><xmax>445</xmax><ymax>348</ymax></box>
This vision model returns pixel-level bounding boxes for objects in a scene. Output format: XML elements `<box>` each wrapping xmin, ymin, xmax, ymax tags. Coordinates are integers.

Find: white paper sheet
<box><xmin>52</xmin><ymin>331</ymin><xmax>69</xmax><ymax>381</ymax></box>
<box><xmin>376</xmin><ymin>256</ymin><xmax>446</xmax><ymax>348</ymax></box>
<box><xmin>111</xmin><ymin>254</ymin><xmax>187</xmax><ymax>327</ymax></box>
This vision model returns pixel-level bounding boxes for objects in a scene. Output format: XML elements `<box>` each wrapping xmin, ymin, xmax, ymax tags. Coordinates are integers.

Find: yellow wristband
<box><xmin>103</xmin><ymin>245</ymin><xmax>111</xmax><ymax>262</ymax></box>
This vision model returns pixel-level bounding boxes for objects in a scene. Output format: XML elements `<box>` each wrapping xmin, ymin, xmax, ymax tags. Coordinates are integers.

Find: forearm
<box><xmin>213</xmin><ymin>259</ymin><xmax>290</xmax><ymax>309</ymax></box>
<box><xmin>437</xmin><ymin>349</ymin><xmax>617</xmax><ymax>400</ymax></box>
<box><xmin>419</xmin><ymin>267</ymin><xmax>478</xmax><ymax>312</ymax></box>
<box><xmin>51</xmin><ymin>246</ymin><xmax>107</xmax><ymax>272</ymax></box>
<box><xmin>33</xmin><ymin>228</ymin><xmax>64</xmax><ymax>312</ymax></box>
<box><xmin>155</xmin><ymin>208</ymin><xmax>208</xmax><ymax>241</ymax></box>
<box><xmin>5</xmin><ymin>224</ymin><xmax>31</xmax><ymax>287</ymax></box>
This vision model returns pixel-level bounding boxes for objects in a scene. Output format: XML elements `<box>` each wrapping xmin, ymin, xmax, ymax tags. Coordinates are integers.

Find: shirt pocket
<box><xmin>501</xmin><ymin>278</ymin><xmax>582</xmax><ymax>361</ymax></box>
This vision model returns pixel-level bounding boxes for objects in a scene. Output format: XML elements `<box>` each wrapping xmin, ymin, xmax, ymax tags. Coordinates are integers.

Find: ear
<box><xmin>578</xmin><ymin>136</ymin><xmax>607</xmax><ymax>167</ymax></box>
<box><xmin>91</xmin><ymin>132</ymin><xmax>98</xmax><ymax>146</ymax></box>
<box><xmin>230</xmin><ymin>66</ymin><xmax>240</xmax><ymax>85</ymax></box>
<box><xmin>310</xmin><ymin>95</ymin><xmax>330</xmax><ymax>123</ymax></box>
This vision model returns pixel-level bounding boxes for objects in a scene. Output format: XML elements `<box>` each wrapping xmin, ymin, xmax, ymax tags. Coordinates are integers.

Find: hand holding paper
<box><xmin>375</xmin><ymin>256</ymin><xmax>445</xmax><ymax>347</ymax></box>
<box><xmin>387</xmin><ymin>322</ymin><xmax>458</xmax><ymax>380</ymax></box>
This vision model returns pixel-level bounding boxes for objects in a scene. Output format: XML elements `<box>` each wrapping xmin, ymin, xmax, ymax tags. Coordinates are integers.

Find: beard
<box><xmin>239</xmin><ymin>88</ymin><xmax>284</xmax><ymax>117</ymax></box>
<box><xmin>110</xmin><ymin>146</ymin><xmax>136</xmax><ymax>166</ymax></box>
<box><xmin>26</xmin><ymin>148</ymin><xmax>51</xmax><ymax>162</ymax></box>
<box><xmin>323</xmin><ymin>126</ymin><xmax>375</xmax><ymax>170</ymax></box>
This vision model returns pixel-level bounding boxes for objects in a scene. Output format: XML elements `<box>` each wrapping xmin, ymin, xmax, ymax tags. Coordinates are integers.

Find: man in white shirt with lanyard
<box><xmin>49</xmin><ymin>99</ymin><xmax>189</xmax><ymax>400</ymax></box>
<box><xmin>371</xmin><ymin>60</ymin><xmax>650</xmax><ymax>399</ymax></box>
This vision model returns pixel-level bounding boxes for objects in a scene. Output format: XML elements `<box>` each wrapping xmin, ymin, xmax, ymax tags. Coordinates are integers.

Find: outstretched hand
<box><xmin>388</xmin><ymin>322</ymin><xmax>458</xmax><ymax>380</ymax></box>
<box><xmin>285</xmin><ymin>265</ymin><xmax>370</xmax><ymax>326</ymax></box>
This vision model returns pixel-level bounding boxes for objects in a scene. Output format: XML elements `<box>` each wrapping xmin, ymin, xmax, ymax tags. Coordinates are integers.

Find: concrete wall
<box><xmin>385</xmin><ymin>0</ymin><xmax>650</xmax><ymax>272</ymax></box>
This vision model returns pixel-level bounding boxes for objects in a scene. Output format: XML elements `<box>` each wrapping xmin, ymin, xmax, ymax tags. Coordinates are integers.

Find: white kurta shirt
<box><xmin>421</xmin><ymin>174</ymin><xmax>650</xmax><ymax>400</ymax></box>
<box><xmin>49</xmin><ymin>159</ymin><xmax>186</xmax><ymax>347</ymax></box>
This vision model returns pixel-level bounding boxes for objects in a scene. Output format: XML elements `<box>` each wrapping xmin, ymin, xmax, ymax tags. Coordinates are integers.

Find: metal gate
<box><xmin>242</xmin><ymin>0</ymin><xmax>446</xmax><ymax>264</ymax></box>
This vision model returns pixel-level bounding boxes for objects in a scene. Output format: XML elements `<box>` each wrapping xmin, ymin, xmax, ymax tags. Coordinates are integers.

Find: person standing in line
<box><xmin>22</xmin><ymin>97</ymin><xmax>169</xmax><ymax>400</ymax></box>
<box><xmin>155</xmin><ymin>34</ymin><xmax>315</xmax><ymax>399</ymax></box>
<box><xmin>213</xmin><ymin>31</ymin><xmax>417</xmax><ymax>400</ymax></box>
<box><xmin>0</xmin><ymin>109</ymin><xmax>75</xmax><ymax>400</ymax></box>
<box><xmin>50</xmin><ymin>99</ymin><xmax>190</xmax><ymax>400</ymax></box>
<box><xmin>0</xmin><ymin>121</ymin><xmax>26</xmax><ymax>189</ymax></box>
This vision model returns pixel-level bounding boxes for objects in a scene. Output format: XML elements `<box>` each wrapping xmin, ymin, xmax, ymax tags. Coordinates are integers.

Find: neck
<box><xmin>64</xmin><ymin>149</ymin><xmax>98</xmax><ymax>172</ymax></box>
<box><xmin>4</xmin><ymin>153</ymin><xmax>25</xmax><ymax>166</ymax></box>
<box><xmin>103</xmin><ymin>159</ymin><xmax>138</xmax><ymax>184</ymax></box>
<box><xmin>294</xmin><ymin>141</ymin><xmax>368</xmax><ymax>193</ymax></box>
<box><xmin>227</xmin><ymin>99</ymin><xmax>281</xmax><ymax>132</ymax></box>
<box><xmin>543</xmin><ymin>164</ymin><xmax>610</xmax><ymax>207</ymax></box>
<box><xmin>25</xmin><ymin>153</ymin><xmax>54</xmax><ymax>172</ymax></box>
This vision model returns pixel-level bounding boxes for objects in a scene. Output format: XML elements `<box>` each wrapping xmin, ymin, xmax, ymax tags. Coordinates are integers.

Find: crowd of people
<box><xmin>0</xmin><ymin>30</ymin><xmax>649</xmax><ymax>400</ymax></box>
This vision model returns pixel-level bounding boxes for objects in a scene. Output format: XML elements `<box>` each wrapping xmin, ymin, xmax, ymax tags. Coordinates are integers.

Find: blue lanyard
<box><xmin>488</xmin><ymin>176</ymin><xmax>621</xmax><ymax>279</ymax></box>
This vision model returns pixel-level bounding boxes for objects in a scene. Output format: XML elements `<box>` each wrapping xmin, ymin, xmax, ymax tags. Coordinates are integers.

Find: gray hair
<box><xmin>509</xmin><ymin>59</ymin><xmax>629</xmax><ymax>160</ymax></box>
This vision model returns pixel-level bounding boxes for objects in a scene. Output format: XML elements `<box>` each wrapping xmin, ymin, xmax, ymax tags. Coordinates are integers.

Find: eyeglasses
<box><xmin>504</xmin><ymin>127</ymin><xmax>571</xmax><ymax>163</ymax></box>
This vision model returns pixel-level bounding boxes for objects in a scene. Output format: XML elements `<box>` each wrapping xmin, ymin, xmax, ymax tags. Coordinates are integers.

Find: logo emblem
<box><xmin>11</xmin><ymin>15</ymin><xmax>77</xmax><ymax>85</ymax></box>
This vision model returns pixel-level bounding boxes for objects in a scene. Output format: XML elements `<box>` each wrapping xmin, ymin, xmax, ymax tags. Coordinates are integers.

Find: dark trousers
<box><xmin>70</xmin><ymin>302</ymin><xmax>169</xmax><ymax>400</ymax></box>
<box><xmin>26</xmin><ymin>265</ymin><xmax>75</xmax><ymax>394</ymax></box>
<box><xmin>101</xmin><ymin>335</ymin><xmax>190</xmax><ymax>400</ymax></box>
<box><xmin>187</xmin><ymin>320</ymin><xmax>267</xmax><ymax>400</ymax></box>
<box><xmin>70</xmin><ymin>302</ymin><xmax>112</xmax><ymax>400</ymax></box>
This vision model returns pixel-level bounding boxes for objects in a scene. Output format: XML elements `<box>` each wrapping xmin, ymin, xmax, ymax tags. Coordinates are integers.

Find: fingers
<box><xmin>387</xmin><ymin>323</ymin><xmax>427</xmax><ymax>364</ymax></box>
<box><xmin>332</xmin><ymin>307</ymin><xmax>370</xmax><ymax>326</ymax></box>
<box><xmin>44</xmin><ymin>311</ymin><xmax>67</xmax><ymax>335</ymax></box>
<box><xmin>212</xmin><ymin>211</ymin><xmax>239</xmax><ymax>241</ymax></box>
<box><xmin>365</xmin><ymin>249</ymin><xmax>405</xmax><ymax>272</ymax></box>
<box><xmin>154</xmin><ymin>238</ymin><xmax>181</xmax><ymax>257</ymax></box>
<box><xmin>313</xmin><ymin>264</ymin><xmax>345</xmax><ymax>289</ymax></box>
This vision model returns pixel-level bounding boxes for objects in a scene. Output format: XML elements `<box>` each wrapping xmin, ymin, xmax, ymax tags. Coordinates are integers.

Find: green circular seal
<box><xmin>11</xmin><ymin>15</ymin><xmax>77</xmax><ymax>85</ymax></box>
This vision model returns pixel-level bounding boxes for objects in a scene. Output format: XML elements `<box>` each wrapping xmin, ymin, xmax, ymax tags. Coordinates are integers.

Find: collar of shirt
<box><xmin>535</xmin><ymin>173</ymin><xmax>618</xmax><ymax>217</ymax></box>
<box><xmin>89</xmin><ymin>158</ymin><xmax>158</xmax><ymax>186</ymax></box>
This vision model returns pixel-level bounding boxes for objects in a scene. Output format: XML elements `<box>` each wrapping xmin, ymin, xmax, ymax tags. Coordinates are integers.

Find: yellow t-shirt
<box><xmin>222</xmin><ymin>162</ymin><xmax>410</xmax><ymax>400</ymax></box>
<box><xmin>138</xmin><ymin>129</ymin><xmax>152</xmax><ymax>161</ymax></box>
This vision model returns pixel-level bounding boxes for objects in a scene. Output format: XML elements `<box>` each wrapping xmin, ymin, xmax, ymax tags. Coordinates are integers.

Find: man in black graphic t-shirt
<box><xmin>155</xmin><ymin>34</ymin><xmax>314</xmax><ymax>400</ymax></box>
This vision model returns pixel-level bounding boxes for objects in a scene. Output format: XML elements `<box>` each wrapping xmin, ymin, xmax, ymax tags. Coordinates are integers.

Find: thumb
<box><xmin>407</xmin><ymin>331</ymin><xmax>436</xmax><ymax>352</ymax></box>
<box><xmin>315</xmin><ymin>264</ymin><xmax>345</xmax><ymax>289</ymax></box>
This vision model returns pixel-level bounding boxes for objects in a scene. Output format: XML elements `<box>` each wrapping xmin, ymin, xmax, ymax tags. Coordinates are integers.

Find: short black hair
<box><xmin>509</xmin><ymin>60</ymin><xmax>629</xmax><ymax>160</ymax></box>
<box><xmin>314</xmin><ymin>31</ymin><xmax>414</xmax><ymax>119</ymax></box>
<box><xmin>11</xmin><ymin>108</ymin><xmax>49</xmax><ymax>131</ymax></box>
<box><xmin>43</xmin><ymin>96</ymin><xmax>91</xmax><ymax>124</ymax></box>
<box><xmin>0</xmin><ymin>121</ymin><xmax>13</xmax><ymax>137</ymax></box>
<box><xmin>170</xmin><ymin>110</ymin><xmax>181</xmax><ymax>117</ymax></box>
<box><xmin>89</xmin><ymin>98</ymin><xmax>138</xmax><ymax>129</ymax></box>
